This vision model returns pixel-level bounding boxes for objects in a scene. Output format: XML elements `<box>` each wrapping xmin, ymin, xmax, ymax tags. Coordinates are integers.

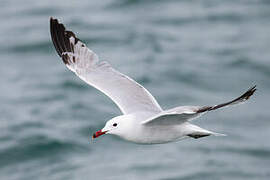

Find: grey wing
<box><xmin>141</xmin><ymin>106</ymin><xmax>201</xmax><ymax>126</ymax></box>
<box><xmin>141</xmin><ymin>112</ymin><xmax>200</xmax><ymax>126</ymax></box>
<box><xmin>142</xmin><ymin>86</ymin><xmax>256</xmax><ymax>126</ymax></box>
<box><xmin>50</xmin><ymin>18</ymin><xmax>162</xmax><ymax>114</ymax></box>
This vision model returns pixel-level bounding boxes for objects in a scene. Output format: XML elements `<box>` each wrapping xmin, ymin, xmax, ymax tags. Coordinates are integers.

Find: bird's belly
<box><xmin>124</xmin><ymin>125</ymin><xmax>187</xmax><ymax>144</ymax></box>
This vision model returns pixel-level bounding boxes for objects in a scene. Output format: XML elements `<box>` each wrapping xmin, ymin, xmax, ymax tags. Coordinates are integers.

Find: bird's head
<box><xmin>92</xmin><ymin>116</ymin><xmax>128</xmax><ymax>139</ymax></box>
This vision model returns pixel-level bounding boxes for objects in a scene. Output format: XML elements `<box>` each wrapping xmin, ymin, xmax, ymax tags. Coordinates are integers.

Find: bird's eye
<box><xmin>113</xmin><ymin>123</ymin><xmax>117</xmax><ymax>127</ymax></box>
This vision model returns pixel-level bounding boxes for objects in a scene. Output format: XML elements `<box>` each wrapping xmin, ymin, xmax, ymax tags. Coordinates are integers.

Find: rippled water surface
<box><xmin>0</xmin><ymin>0</ymin><xmax>270</xmax><ymax>179</ymax></box>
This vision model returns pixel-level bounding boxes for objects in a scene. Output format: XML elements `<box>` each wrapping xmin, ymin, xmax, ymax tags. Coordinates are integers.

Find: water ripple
<box><xmin>0</xmin><ymin>136</ymin><xmax>86</xmax><ymax>168</ymax></box>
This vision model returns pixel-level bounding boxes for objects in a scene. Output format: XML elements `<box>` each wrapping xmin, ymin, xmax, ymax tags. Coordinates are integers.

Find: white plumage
<box><xmin>50</xmin><ymin>18</ymin><xmax>256</xmax><ymax>144</ymax></box>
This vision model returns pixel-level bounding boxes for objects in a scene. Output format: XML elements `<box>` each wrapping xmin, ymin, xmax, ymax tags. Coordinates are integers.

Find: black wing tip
<box><xmin>196</xmin><ymin>85</ymin><xmax>257</xmax><ymax>113</ymax></box>
<box><xmin>196</xmin><ymin>106</ymin><xmax>211</xmax><ymax>113</ymax></box>
<box><xmin>50</xmin><ymin>17</ymin><xmax>55</xmax><ymax>21</ymax></box>
<box><xmin>50</xmin><ymin>17</ymin><xmax>61</xmax><ymax>31</ymax></box>
<box><xmin>50</xmin><ymin>17</ymin><xmax>81</xmax><ymax>65</ymax></box>
<box><xmin>50</xmin><ymin>17</ymin><xmax>62</xmax><ymax>26</ymax></box>
<box><xmin>50</xmin><ymin>17</ymin><xmax>64</xmax><ymax>57</ymax></box>
<box><xmin>241</xmin><ymin>85</ymin><xmax>257</xmax><ymax>100</ymax></box>
<box><xmin>49</xmin><ymin>17</ymin><xmax>80</xmax><ymax>42</ymax></box>
<box><xmin>50</xmin><ymin>17</ymin><xmax>55</xmax><ymax>23</ymax></box>
<box><xmin>50</xmin><ymin>17</ymin><xmax>76</xmax><ymax>65</ymax></box>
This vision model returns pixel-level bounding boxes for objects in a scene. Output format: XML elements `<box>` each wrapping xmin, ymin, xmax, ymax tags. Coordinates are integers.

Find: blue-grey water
<box><xmin>0</xmin><ymin>0</ymin><xmax>270</xmax><ymax>179</ymax></box>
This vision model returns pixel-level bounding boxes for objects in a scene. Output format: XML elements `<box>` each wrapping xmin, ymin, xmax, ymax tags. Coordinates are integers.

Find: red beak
<box><xmin>92</xmin><ymin>129</ymin><xmax>107</xmax><ymax>139</ymax></box>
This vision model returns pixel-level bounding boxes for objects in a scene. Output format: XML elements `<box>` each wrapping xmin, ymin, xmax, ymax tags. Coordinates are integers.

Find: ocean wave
<box><xmin>3</xmin><ymin>41</ymin><xmax>52</xmax><ymax>54</ymax></box>
<box><xmin>0</xmin><ymin>136</ymin><xmax>86</xmax><ymax>168</ymax></box>
<box><xmin>107</xmin><ymin>0</ymin><xmax>160</xmax><ymax>8</ymax></box>
<box><xmin>221</xmin><ymin>147</ymin><xmax>270</xmax><ymax>158</ymax></box>
<box><xmin>226</xmin><ymin>58</ymin><xmax>270</xmax><ymax>77</ymax></box>
<box><xmin>59</xmin><ymin>79</ymin><xmax>89</xmax><ymax>91</ymax></box>
<box><xmin>198</xmin><ymin>145</ymin><xmax>270</xmax><ymax>158</ymax></box>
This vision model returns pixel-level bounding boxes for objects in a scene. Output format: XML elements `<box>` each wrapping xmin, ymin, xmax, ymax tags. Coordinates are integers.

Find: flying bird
<box><xmin>50</xmin><ymin>18</ymin><xmax>256</xmax><ymax>144</ymax></box>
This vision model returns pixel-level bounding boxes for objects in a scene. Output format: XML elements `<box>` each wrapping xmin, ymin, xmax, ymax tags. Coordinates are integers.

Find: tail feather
<box><xmin>197</xmin><ymin>85</ymin><xmax>256</xmax><ymax>113</ymax></box>
<box><xmin>186</xmin><ymin>123</ymin><xmax>226</xmax><ymax>139</ymax></box>
<box><xmin>211</xmin><ymin>132</ymin><xmax>227</xmax><ymax>137</ymax></box>
<box><xmin>188</xmin><ymin>131</ymin><xmax>226</xmax><ymax>139</ymax></box>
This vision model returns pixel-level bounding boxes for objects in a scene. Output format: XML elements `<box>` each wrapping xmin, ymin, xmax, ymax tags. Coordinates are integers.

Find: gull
<box><xmin>50</xmin><ymin>18</ymin><xmax>256</xmax><ymax>144</ymax></box>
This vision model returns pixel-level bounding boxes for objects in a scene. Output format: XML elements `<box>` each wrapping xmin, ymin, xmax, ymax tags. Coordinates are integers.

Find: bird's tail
<box><xmin>197</xmin><ymin>85</ymin><xmax>256</xmax><ymax>113</ymax></box>
<box><xmin>186</xmin><ymin>123</ymin><xmax>226</xmax><ymax>139</ymax></box>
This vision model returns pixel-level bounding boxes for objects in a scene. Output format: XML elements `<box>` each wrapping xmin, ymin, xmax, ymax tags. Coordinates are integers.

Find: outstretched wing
<box><xmin>142</xmin><ymin>86</ymin><xmax>256</xmax><ymax>126</ymax></box>
<box><xmin>196</xmin><ymin>86</ymin><xmax>256</xmax><ymax>113</ymax></box>
<box><xmin>50</xmin><ymin>18</ymin><xmax>162</xmax><ymax>114</ymax></box>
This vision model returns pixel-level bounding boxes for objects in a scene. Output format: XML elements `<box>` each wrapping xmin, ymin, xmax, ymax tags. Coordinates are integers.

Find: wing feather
<box><xmin>50</xmin><ymin>18</ymin><xmax>162</xmax><ymax>114</ymax></box>
<box><xmin>142</xmin><ymin>86</ymin><xmax>256</xmax><ymax>126</ymax></box>
<box><xmin>141</xmin><ymin>107</ymin><xmax>201</xmax><ymax>126</ymax></box>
